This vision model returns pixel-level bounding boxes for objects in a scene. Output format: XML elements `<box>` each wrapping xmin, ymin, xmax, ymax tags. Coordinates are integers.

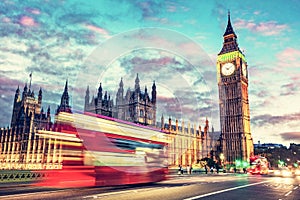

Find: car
<box><xmin>293</xmin><ymin>168</ymin><xmax>300</xmax><ymax>176</ymax></box>
<box><xmin>273</xmin><ymin>167</ymin><xmax>294</xmax><ymax>177</ymax></box>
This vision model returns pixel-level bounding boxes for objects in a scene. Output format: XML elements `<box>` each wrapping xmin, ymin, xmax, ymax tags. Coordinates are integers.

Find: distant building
<box><xmin>254</xmin><ymin>142</ymin><xmax>286</xmax><ymax>150</ymax></box>
<box><xmin>84</xmin><ymin>74</ymin><xmax>157</xmax><ymax>126</ymax></box>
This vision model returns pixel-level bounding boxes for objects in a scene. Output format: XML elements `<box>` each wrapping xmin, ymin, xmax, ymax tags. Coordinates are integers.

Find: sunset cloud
<box><xmin>280</xmin><ymin>132</ymin><xmax>300</xmax><ymax>142</ymax></box>
<box><xmin>136</xmin><ymin>1</ymin><xmax>163</xmax><ymax>18</ymax></box>
<box><xmin>19</xmin><ymin>16</ymin><xmax>38</xmax><ymax>27</ymax></box>
<box><xmin>252</xmin><ymin>112</ymin><xmax>300</xmax><ymax>127</ymax></box>
<box><xmin>276</xmin><ymin>47</ymin><xmax>300</xmax><ymax>68</ymax></box>
<box><xmin>280</xmin><ymin>83</ymin><xmax>298</xmax><ymax>96</ymax></box>
<box><xmin>84</xmin><ymin>24</ymin><xmax>111</xmax><ymax>39</ymax></box>
<box><xmin>2</xmin><ymin>17</ymin><xmax>10</xmax><ymax>23</ymax></box>
<box><xmin>26</xmin><ymin>8</ymin><xmax>41</xmax><ymax>15</ymax></box>
<box><xmin>234</xmin><ymin>19</ymin><xmax>288</xmax><ymax>36</ymax></box>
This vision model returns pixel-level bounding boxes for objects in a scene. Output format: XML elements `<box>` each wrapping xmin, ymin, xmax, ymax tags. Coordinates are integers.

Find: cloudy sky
<box><xmin>0</xmin><ymin>0</ymin><xmax>300</xmax><ymax>146</ymax></box>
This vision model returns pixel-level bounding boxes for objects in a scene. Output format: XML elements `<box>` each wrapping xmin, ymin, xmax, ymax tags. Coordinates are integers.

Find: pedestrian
<box><xmin>210</xmin><ymin>167</ymin><xmax>214</xmax><ymax>174</ymax></box>
<box><xmin>178</xmin><ymin>165</ymin><xmax>182</xmax><ymax>175</ymax></box>
<box><xmin>205</xmin><ymin>165</ymin><xmax>208</xmax><ymax>174</ymax></box>
<box><xmin>234</xmin><ymin>167</ymin><xmax>237</xmax><ymax>173</ymax></box>
<box><xmin>187</xmin><ymin>165</ymin><xmax>191</xmax><ymax>174</ymax></box>
<box><xmin>190</xmin><ymin>165</ymin><xmax>193</xmax><ymax>174</ymax></box>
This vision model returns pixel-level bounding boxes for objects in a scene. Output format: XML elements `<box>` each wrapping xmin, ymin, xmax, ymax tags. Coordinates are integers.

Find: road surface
<box><xmin>1</xmin><ymin>173</ymin><xmax>299</xmax><ymax>200</ymax></box>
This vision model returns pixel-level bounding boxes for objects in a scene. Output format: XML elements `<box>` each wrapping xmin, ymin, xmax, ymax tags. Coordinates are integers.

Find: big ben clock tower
<box><xmin>217</xmin><ymin>12</ymin><xmax>254</xmax><ymax>164</ymax></box>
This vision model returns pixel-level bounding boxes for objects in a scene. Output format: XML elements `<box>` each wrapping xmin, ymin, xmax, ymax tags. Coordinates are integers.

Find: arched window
<box><xmin>148</xmin><ymin>112</ymin><xmax>152</xmax><ymax>119</ymax></box>
<box><xmin>140</xmin><ymin>110</ymin><xmax>144</xmax><ymax>117</ymax></box>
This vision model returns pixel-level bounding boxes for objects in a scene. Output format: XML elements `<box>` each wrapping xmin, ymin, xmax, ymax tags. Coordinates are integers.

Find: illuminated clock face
<box><xmin>221</xmin><ymin>62</ymin><xmax>235</xmax><ymax>76</ymax></box>
<box><xmin>242</xmin><ymin>63</ymin><xmax>247</xmax><ymax>77</ymax></box>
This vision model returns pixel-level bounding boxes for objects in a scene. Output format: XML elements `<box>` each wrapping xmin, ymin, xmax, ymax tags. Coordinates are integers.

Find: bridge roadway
<box><xmin>0</xmin><ymin>173</ymin><xmax>300</xmax><ymax>200</ymax></box>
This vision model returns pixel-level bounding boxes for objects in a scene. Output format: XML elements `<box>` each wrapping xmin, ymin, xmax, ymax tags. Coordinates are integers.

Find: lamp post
<box><xmin>220</xmin><ymin>153</ymin><xmax>224</xmax><ymax>168</ymax></box>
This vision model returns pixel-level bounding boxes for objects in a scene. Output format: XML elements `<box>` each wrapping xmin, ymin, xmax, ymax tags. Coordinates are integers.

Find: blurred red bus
<box><xmin>248</xmin><ymin>156</ymin><xmax>269</xmax><ymax>175</ymax></box>
<box><xmin>36</xmin><ymin>111</ymin><xmax>169</xmax><ymax>187</ymax></box>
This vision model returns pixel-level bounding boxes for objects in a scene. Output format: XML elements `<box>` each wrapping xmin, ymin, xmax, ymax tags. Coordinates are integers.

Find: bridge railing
<box><xmin>0</xmin><ymin>170</ymin><xmax>50</xmax><ymax>184</ymax></box>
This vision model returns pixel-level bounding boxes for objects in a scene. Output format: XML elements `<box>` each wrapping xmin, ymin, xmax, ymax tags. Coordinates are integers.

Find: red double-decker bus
<box><xmin>36</xmin><ymin>111</ymin><xmax>169</xmax><ymax>187</ymax></box>
<box><xmin>249</xmin><ymin>156</ymin><xmax>269</xmax><ymax>175</ymax></box>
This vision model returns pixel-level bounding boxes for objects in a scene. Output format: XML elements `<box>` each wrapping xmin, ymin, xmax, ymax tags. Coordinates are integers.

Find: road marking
<box><xmin>83</xmin><ymin>190</ymin><xmax>134</xmax><ymax>199</ymax></box>
<box><xmin>285</xmin><ymin>191</ymin><xmax>292</xmax><ymax>196</ymax></box>
<box><xmin>294</xmin><ymin>186</ymin><xmax>298</xmax><ymax>190</ymax></box>
<box><xmin>84</xmin><ymin>187</ymin><xmax>169</xmax><ymax>199</ymax></box>
<box><xmin>183</xmin><ymin>180</ymin><xmax>271</xmax><ymax>200</ymax></box>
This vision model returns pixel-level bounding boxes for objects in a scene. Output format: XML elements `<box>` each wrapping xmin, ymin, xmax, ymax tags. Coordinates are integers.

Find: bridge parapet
<box><xmin>0</xmin><ymin>170</ymin><xmax>49</xmax><ymax>183</ymax></box>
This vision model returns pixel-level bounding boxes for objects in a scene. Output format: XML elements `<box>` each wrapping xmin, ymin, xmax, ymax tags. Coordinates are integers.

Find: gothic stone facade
<box><xmin>0</xmin><ymin>80</ymin><xmax>74</xmax><ymax>170</ymax></box>
<box><xmin>84</xmin><ymin>74</ymin><xmax>157</xmax><ymax>126</ymax></box>
<box><xmin>162</xmin><ymin>116</ymin><xmax>213</xmax><ymax>168</ymax></box>
<box><xmin>217</xmin><ymin>12</ymin><xmax>254</xmax><ymax>164</ymax></box>
<box><xmin>11</xmin><ymin>83</ymin><xmax>52</xmax><ymax>134</ymax></box>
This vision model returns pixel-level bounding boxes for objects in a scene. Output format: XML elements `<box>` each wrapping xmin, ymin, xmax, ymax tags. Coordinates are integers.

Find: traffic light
<box><xmin>235</xmin><ymin>160</ymin><xmax>248</xmax><ymax>168</ymax></box>
<box><xmin>235</xmin><ymin>160</ymin><xmax>241</xmax><ymax>167</ymax></box>
<box><xmin>278</xmin><ymin>160</ymin><xmax>285</xmax><ymax>166</ymax></box>
<box><xmin>242</xmin><ymin>161</ymin><xmax>248</xmax><ymax>168</ymax></box>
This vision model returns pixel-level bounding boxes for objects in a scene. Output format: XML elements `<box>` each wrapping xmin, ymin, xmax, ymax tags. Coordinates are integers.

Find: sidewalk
<box><xmin>0</xmin><ymin>181</ymin><xmax>32</xmax><ymax>188</ymax></box>
<box><xmin>167</xmin><ymin>169</ymin><xmax>232</xmax><ymax>178</ymax></box>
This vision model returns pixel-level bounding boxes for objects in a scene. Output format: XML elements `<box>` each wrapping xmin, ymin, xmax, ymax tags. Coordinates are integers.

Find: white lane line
<box><xmin>84</xmin><ymin>187</ymin><xmax>169</xmax><ymax>199</ymax></box>
<box><xmin>285</xmin><ymin>191</ymin><xmax>292</xmax><ymax>196</ymax></box>
<box><xmin>183</xmin><ymin>180</ymin><xmax>271</xmax><ymax>200</ymax></box>
<box><xmin>294</xmin><ymin>186</ymin><xmax>298</xmax><ymax>190</ymax></box>
<box><xmin>83</xmin><ymin>190</ymin><xmax>136</xmax><ymax>199</ymax></box>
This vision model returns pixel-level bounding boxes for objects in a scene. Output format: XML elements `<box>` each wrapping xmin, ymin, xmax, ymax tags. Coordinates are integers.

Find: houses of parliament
<box><xmin>0</xmin><ymin>74</ymin><xmax>213</xmax><ymax>170</ymax></box>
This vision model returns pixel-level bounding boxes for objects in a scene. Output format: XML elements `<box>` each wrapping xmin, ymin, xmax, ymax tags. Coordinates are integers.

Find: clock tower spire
<box><xmin>217</xmin><ymin>11</ymin><xmax>254</xmax><ymax>165</ymax></box>
<box><xmin>219</xmin><ymin>11</ymin><xmax>240</xmax><ymax>55</ymax></box>
<box><xmin>223</xmin><ymin>10</ymin><xmax>235</xmax><ymax>36</ymax></box>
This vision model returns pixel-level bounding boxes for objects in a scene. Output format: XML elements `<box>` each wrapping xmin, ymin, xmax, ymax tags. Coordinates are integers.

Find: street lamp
<box><xmin>220</xmin><ymin>153</ymin><xmax>224</xmax><ymax>167</ymax></box>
